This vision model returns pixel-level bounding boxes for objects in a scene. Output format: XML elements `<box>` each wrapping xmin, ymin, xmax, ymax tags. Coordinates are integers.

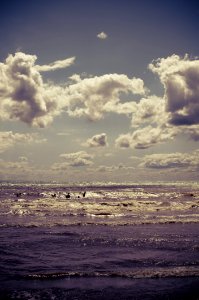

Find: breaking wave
<box><xmin>24</xmin><ymin>266</ymin><xmax>199</xmax><ymax>280</ymax></box>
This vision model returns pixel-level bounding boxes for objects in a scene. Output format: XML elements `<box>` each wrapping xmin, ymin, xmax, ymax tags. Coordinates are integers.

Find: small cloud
<box><xmin>184</xmin><ymin>126</ymin><xmax>199</xmax><ymax>141</ymax></box>
<box><xmin>59</xmin><ymin>151</ymin><xmax>94</xmax><ymax>167</ymax></box>
<box><xmin>115</xmin><ymin>126</ymin><xmax>177</xmax><ymax>149</ymax></box>
<box><xmin>97</xmin><ymin>31</ymin><xmax>108</xmax><ymax>40</ymax></box>
<box><xmin>115</xmin><ymin>133</ymin><xmax>131</xmax><ymax>148</ymax></box>
<box><xmin>0</xmin><ymin>131</ymin><xmax>46</xmax><ymax>153</ymax></box>
<box><xmin>18</xmin><ymin>156</ymin><xmax>28</xmax><ymax>162</ymax></box>
<box><xmin>97</xmin><ymin>164</ymin><xmax>135</xmax><ymax>172</ymax></box>
<box><xmin>84</xmin><ymin>133</ymin><xmax>108</xmax><ymax>147</ymax></box>
<box><xmin>104</xmin><ymin>152</ymin><xmax>113</xmax><ymax>157</ymax></box>
<box><xmin>36</xmin><ymin>56</ymin><xmax>75</xmax><ymax>72</ymax></box>
<box><xmin>130</xmin><ymin>155</ymin><xmax>141</xmax><ymax>160</ymax></box>
<box><xmin>0</xmin><ymin>159</ymin><xmax>33</xmax><ymax>171</ymax></box>
<box><xmin>69</xmin><ymin>74</ymin><xmax>81</xmax><ymax>82</ymax></box>
<box><xmin>57</xmin><ymin>129</ymin><xmax>75</xmax><ymax>136</ymax></box>
<box><xmin>57</xmin><ymin>132</ymin><xmax>71</xmax><ymax>136</ymax></box>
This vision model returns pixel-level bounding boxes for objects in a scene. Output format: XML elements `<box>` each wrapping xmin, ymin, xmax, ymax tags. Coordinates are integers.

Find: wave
<box><xmin>23</xmin><ymin>266</ymin><xmax>199</xmax><ymax>280</ymax></box>
<box><xmin>1</xmin><ymin>218</ymin><xmax>199</xmax><ymax>228</ymax></box>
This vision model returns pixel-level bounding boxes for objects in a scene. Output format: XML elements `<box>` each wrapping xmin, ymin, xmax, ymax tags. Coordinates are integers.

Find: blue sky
<box><xmin>0</xmin><ymin>0</ymin><xmax>199</xmax><ymax>182</ymax></box>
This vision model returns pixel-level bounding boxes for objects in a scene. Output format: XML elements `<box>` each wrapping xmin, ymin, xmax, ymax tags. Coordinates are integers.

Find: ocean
<box><xmin>0</xmin><ymin>182</ymin><xmax>199</xmax><ymax>299</ymax></box>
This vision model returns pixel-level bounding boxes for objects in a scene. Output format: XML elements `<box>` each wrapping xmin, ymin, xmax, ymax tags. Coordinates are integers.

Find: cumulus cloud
<box><xmin>97</xmin><ymin>164</ymin><xmax>135</xmax><ymax>172</ymax></box>
<box><xmin>184</xmin><ymin>126</ymin><xmax>199</xmax><ymax>141</ymax></box>
<box><xmin>0</xmin><ymin>52</ymin><xmax>66</xmax><ymax>127</ymax></box>
<box><xmin>69</xmin><ymin>74</ymin><xmax>81</xmax><ymax>82</ymax></box>
<box><xmin>0</xmin><ymin>131</ymin><xmax>46</xmax><ymax>153</ymax></box>
<box><xmin>1</xmin><ymin>51</ymin><xmax>199</xmax><ymax>153</ymax></box>
<box><xmin>115</xmin><ymin>54</ymin><xmax>199</xmax><ymax>149</ymax></box>
<box><xmin>116</xmin><ymin>125</ymin><xmax>177</xmax><ymax>149</ymax></box>
<box><xmin>105</xmin><ymin>101</ymin><xmax>137</xmax><ymax>115</ymax></box>
<box><xmin>0</xmin><ymin>52</ymin><xmax>146</xmax><ymax>127</ymax></box>
<box><xmin>36</xmin><ymin>56</ymin><xmax>75</xmax><ymax>72</ymax></box>
<box><xmin>112</xmin><ymin>95</ymin><xmax>169</xmax><ymax>148</ymax></box>
<box><xmin>115</xmin><ymin>133</ymin><xmax>131</xmax><ymax>148</ymax></box>
<box><xmin>59</xmin><ymin>151</ymin><xmax>94</xmax><ymax>167</ymax></box>
<box><xmin>51</xmin><ymin>162</ymin><xmax>74</xmax><ymax>171</ymax></box>
<box><xmin>140</xmin><ymin>150</ymin><xmax>199</xmax><ymax>169</ymax></box>
<box><xmin>131</xmin><ymin>96</ymin><xmax>166</xmax><ymax>127</ymax></box>
<box><xmin>84</xmin><ymin>133</ymin><xmax>108</xmax><ymax>147</ymax></box>
<box><xmin>97</xmin><ymin>32</ymin><xmax>108</xmax><ymax>39</ymax></box>
<box><xmin>67</xmin><ymin>74</ymin><xmax>145</xmax><ymax>120</ymax></box>
<box><xmin>0</xmin><ymin>158</ymin><xmax>34</xmax><ymax>173</ymax></box>
<box><xmin>149</xmin><ymin>54</ymin><xmax>199</xmax><ymax>126</ymax></box>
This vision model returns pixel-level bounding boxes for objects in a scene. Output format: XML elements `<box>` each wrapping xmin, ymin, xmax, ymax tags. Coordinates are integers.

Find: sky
<box><xmin>0</xmin><ymin>0</ymin><xmax>199</xmax><ymax>183</ymax></box>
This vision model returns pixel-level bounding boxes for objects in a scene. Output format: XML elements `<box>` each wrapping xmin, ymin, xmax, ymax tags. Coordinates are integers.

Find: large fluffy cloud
<box><xmin>1</xmin><ymin>51</ymin><xmax>199</xmax><ymax>152</ymax></box>
<box><xmin>116</xmin><ymin>54</ymin><xmax>199</xmax><ymax>149</ymax></box>
<box><xmin>149</xmin><ymin>54</ymin><xmax>199</xmax><ymax>126</ymax></box>
<box><xmin>0</xmin><ymin>52</ymin><xmax>66</xmax><ymax>127</ymax></box>
<box><xmin>0</xmin><ymin>131</ymin><xmax>46</xmax><ymax>153</ymax></box>
<box><xmin>66</xmin><ymin>74</ymin><xmax>145</xmax><ymax>120</ymax></box>
<box><xmin>0</xmin><ymin>52</ymin><xmax>145</xmax><ymax>126</ymax></box>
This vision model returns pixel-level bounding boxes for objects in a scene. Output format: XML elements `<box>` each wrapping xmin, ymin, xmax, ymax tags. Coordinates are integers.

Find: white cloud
<box><xmin>67</xmin><ymin>74</ymin><xmax>145</xmax><ymax>120</ymax></box>
<box><xmin>0</xmin><ymin>52</ymin><xmax>65</xmax><ymax>127</ymax></box>
<box><xmin>140</xmin><ymin>150</ymin><xmax>199</xmax><ymax>169</ymax></box>
<box><xmin>97</xmin><ymin>164</ymin><xmax>135</xmax><ymax>172</ymax></box>
<box><xmin>149</xmin><ymin>54</ymin><xmax>199</xmax><ymax>126</ymax></box>
<box><xmin>69</xmin><ymin>74</ymin><xmax>81</xmax><ymax>82</ymax></box>
<box><xmin>115</xmin><ymin>133</ymin><xmax>131</xmax><ymax>148</ymax></box>
<box><xmin>57</xmin><ymin>131</ymin><xmax>73</xmax><ymax>136</ymax></box>
<box><xmin>131</xmin><ymin>96</ymin><xmax>166</xmax><ymax>127</ymax></box>
<box><xmin>115</xmin><ymin>125</ymin><xmax>177</xmax><ymax>149</ymax></box>
<box><xmin>184</xmin><ymin>125</ymin><xmax>199</xmax><ymax>141</ymax></box>
<box><xmin>36</xmin><ymin>56</ymin><xmax>75</xmax><ymax>72</ymax></box>
<box><xmin>59</xmin><ymin>151</ymin><xmax>94</xmax><ymax>167</ymax></box>
<box><xmin>115</xmin><ymin>54</ymin><xmax>199</xmax><ymax>149</ymax></box>
<box><xmin>1</xmin><ymin>51</ymin><xmax>199</xmax><ymax>153</ymax></box>
<box><xmin>0</xmin><ymin>52</ymin><xmax>145</xmax><ymax>126</ymax></box>
<box><xmin>0</xmin><ymin>131</ymin><xmax>46</xmax><ymax>153</ymax></box>
<box><xmin>0</xmin><ymin>159</ymin><xmax>34</xmax><ymax>176</ymax></box>
<box><xmin>97</xmin><ymin>32</ymin><xmax>108</xmax><ymax>39</ymax></box>
<box><xmin>84</xmin><ymin>133</ymin><xmax>108</xmax><ymax>147</ymax></box>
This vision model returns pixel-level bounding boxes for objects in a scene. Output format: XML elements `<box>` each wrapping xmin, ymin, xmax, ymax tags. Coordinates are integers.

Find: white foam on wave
<box><xmin>25</xmin><ymin>265</ymin><xmax>199</xmax><ymax>280</ymax></box>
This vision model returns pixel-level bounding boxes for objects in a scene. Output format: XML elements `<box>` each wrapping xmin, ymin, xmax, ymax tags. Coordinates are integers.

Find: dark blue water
<box><xmin>0</xmin><ymin>182</ymin><xmax>199</xmax><ymax>299</ymax></box>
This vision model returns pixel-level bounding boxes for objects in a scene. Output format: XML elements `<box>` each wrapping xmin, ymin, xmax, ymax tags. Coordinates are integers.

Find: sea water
<box><xmin>0</xmin><ymin>182</ymin><xmax>199</xmax><ymax>299</ymax></box>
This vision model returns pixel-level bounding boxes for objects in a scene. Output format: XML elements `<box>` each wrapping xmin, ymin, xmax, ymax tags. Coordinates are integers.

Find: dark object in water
<box><xmin>15</xmin><ymin>192</ymin><xmax>22</xmax><ymax>197</ymax></box>
<box><xmin>82</xmin><ymin>191</ymin><xmax>86</xmax><ymax>198</ymax></box>
<box><xmin>191</xmin><ymin>204</ymin><xmax>198</xmax><ymax>208</ymax></box>
<box><xmin>65</xmin><ymin>193</ymin><xmax>70</xmax><ymax>199</ymax></box>
<box><xmin>184</xmin><ymin>193</ymin><xmax>194</xmax><ymax>197</ymax></box>
<box><xmin>51</xmin><ymin>193</ymin><xmax>56</xmax><ymax>198</ymax></box>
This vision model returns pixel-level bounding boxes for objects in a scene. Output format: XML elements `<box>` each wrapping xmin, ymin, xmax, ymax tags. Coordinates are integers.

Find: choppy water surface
<box><xmin>0</xmin><ymin>182</ymin><xmax>199</xmax><ymax>299</ymax></box>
